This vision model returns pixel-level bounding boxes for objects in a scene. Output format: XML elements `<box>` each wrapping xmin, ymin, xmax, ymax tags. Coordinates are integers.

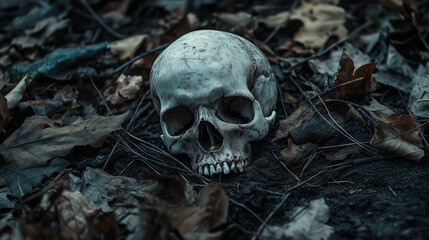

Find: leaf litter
<box><xmin>0</xmin><ymin>0</ymin><xmax>428</xmax><ymax>239</ymax></box>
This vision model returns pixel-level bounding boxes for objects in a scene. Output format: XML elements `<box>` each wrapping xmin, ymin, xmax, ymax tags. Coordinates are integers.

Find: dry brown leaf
<box><xmin>262</xmin><ymin>198</ymin><xmax>334</xmax><ymax>240</ymax></box>
<box><xmin>5</xmin><ymin>75</ymin><xmax>32</xmax><ymax>109</ymax></box>
<box><xmin>264</xmin><ymin>3</ymin><xmax>346</xmax><ymax>48</ymax></box>
<box><xmin>322</xmin><ymin>145</ymin><xmax>359</xmax><ymax>161</ymax></box>
<box><xmin>274</xmin><ymin>102</ymin><xmax>315</xmax><ymax>141</ymax></box>
<box><xmin>331</xmin><ymin>51</ymin><xmax>377</xmax><ymax>100</ymax></box>
<box><xmin>370</xmin><ymin>114</ymin><xmax>424</xmax><ymax>162</ymax></box>
<box><xmin>0</xmin><ymin>113</ymin><xmax>127</xmax><ymax>165</ymax></box>
<box><xmin>173</xmin><ymin>184</ymin><xmax>229</xmax><ymax>236</ymax></box>
<box><xmin>109</xmin><ymin>34</ymin><xmax>148</xmax><ymax>60</ymax></box>
<box><xmin>55</xmin><ymin>190</ymin><xmax>100</xmax><ymax>240</ymax></box>
<box><xmin>214</xmin><ymin>11</ymin><xmax>252</xmax><ymax>28</ymax></box>
<box><xmin>0</xmin><ymin>94</ymin><xmax>9</xmax><ymax>132</ymax></box>
<box><xmin>105</xmin><ymin>74</ymin><xmax>143</xmax><ymax>106</ymax></box>
<box><xmin>292</xmin><ymin>3</ymin><xmax>347</xmax><ymax>48</ymax></box>
<box><xmin>280</xmin><ymin>138</ymin><xmax>318</xmax><ymax>166</ymax></box>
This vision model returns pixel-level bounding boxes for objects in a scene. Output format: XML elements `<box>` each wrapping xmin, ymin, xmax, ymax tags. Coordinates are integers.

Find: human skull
<box><xmin>150</xmin><ymin>30</ymin><xmax>277</xmax><ymax>176</ymax></box>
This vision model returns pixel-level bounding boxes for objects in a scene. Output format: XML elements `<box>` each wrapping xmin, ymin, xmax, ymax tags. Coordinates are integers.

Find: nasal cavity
<box><xmin>198</xmin><ymin>121</ymin><xmax>223</xmax><ymax>152</ymax></box>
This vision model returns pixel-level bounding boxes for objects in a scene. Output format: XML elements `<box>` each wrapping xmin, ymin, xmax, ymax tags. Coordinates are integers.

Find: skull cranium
<box><xmin>150</xmin><ymin>30</ymin><xmax>277</xmax><ymax>176</ymax></box>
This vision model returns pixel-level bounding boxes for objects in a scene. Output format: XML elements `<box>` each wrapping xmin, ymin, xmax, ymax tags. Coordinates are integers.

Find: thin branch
<box><xmin>110</xmin><ymin>42</ymin><xmax>171</xmax><ymax>76</ymax></box>
<box><xmin>79</xmin><ymin>0</ymin><xmax>126</xmax><ymax>39</ymax></box>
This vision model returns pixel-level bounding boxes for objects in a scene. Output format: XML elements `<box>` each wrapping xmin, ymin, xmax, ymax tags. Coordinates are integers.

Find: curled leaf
<box><xmin>0</xmin><ymin>113</ymin><xmax>127</xmax><ymax>165</ymax></box>
<box><xmin>370</xmin><ymin>115</ymin><xmax>424</xmax><ymax>162</ymax></box>
<box><xmin>280</xmin><ymin>138</ymin><xmax>318</xmax><ymax>166</ymax></box>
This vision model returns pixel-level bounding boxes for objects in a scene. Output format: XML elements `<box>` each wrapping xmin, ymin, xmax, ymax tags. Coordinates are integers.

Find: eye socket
<box><xmin>162</xmin><ymin>106</ymin><xmax>195</xmax><ymax>136</ymax></box>
<box><xmin>216</xmin><ymin>96</ymin><xmax>254</xmax><ymax>124</ymax></box>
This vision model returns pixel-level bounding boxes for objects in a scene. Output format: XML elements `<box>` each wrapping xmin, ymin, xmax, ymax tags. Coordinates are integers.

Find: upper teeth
<box><xmin>197</xmin><ymin>159</ymin><xmax>248</xmax><ymax>176</ymax></box>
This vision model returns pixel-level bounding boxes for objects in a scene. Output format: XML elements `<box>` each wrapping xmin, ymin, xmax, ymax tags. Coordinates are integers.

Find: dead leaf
<box><xmin>55</xmin><ymin>190</ymin><xmax>100</xmax><ymax>240</ymax></box>
<box><xmin>0</xmin><ymin>113</ymin><xmax>127</xmax><ymax>165</ymax></box>
<box><xmin>105</xmin><ymin>74</ymin><xmax>143</xmax><ymax>106</ymax></box>
<box><xmin>173</xmin><ymin>185</ymin><xmax>229</xmax><ymax>235</ymax></box>
<box><xmin>215</xmin><ymin>11</ymin><xmax>252</xmax><ymax>28</ymax></box>
<box><xmin>5</xmin><ymin>75</ymin><xmax>32</xmax><ymax>109</ymax></box>
<box><xmin>262</xmin><ymin>198</ymin><xmax>334</xmax><ymax>240</ymax></box>
<box><xmin>409</xmin><ymin>63</ymin><xmax>429</xmax><ymax>118</ymax></box>
<box><xmin>293</xmin><ymin>3</ymin><xmax>347</xmax><ymax>48</ymax></box>
<box><xmin>274</xmin><ymin>102</ymin><xmax>316</xmax><ymax>141</ymax></box>
<box><xmin>108</xmin><ymin>34</ymin><xmax>148</xmax><ymax>60</ymax></box>
<box><xmin>322</xmin><ymin>145</ymin><xmax>359</xmax><ymax>161</ymax></box>
<box><xmin>280</xmin><ymin>138</ymin><xmax>318</xmax><ymax>166</ymax></box>
<box><xmin>370</xmin><ymin>114</ymin><xmax>424</xmax><ymax>162</ymax></box>
<box><xmin>264</xmin><ymin>2</ymin><xmax>347</xmax><ymax>48</ymax></box>
<box><xmin>331</xmin><ymin>50</ymin><xmax>377</xmax><ymax>100</ymax></box>
<box><xmin>12</xmin><ymin>17</ymin><xmax>69</xmax><ymax>49</ymax></box>
<box><xmin>69</xmin><ymin>168</ymin><xmax>228</xmax><ymax>239</ymax></box>
<box><xmin>362</xmin><ymin>99</ymin><xmax>396</xmax><ymax>122</ymax></box>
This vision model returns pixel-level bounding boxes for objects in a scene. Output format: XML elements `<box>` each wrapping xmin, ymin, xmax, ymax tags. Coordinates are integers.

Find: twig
<box><xmin>17</xmin><ymin>176</ymin><xmax>24</xmax><ymax>196</ymax></box>
<box><xmin>79</xmin><ymin>0</ymin><xmax>126</xmax><ymax>39</ymax></box>
<box><xmin>272</xmin><ymin>152</ymin><xmax>300</xmax><ymax>182</ymax></box>
<box><xmin>89</xmin><ymin>74</ymin><xmax>112</xmax><ymax>115</ymax></box>
<box><xmin>281</xmin><ymin>21</ymin><xmax>373</xmax><ymax>72</ymax></box>
<box><xmin>277</xmin><ymin>79</ymin><xmax>288</xmax><ymax>117</ymax></box>
<box><xmin>229</xmin><ymin>198</ymin><xmax>266</xmax><ymax>225</ymax></box>
<box><xmin>308</xmin><ymin>77</ymin><xmax>365</xmax><ymax>101</ymax></box>
<box><xmin>110</xmin><ymin>42</ymin><xmax>171</xmax><ymax>76</ymax></box>
<box><xmin>122</xmin><ymin>129</ymin><xmax>212</xmax><ymax>183</ymax></box>
<box><xmin>289</xmin><ymin>74</ymin><xmax>378</xmax><ymax>155</ymax></box>
<box><xmin>251</xmin><ymin>170</ymin><xmax>327</xmax><ymax>240</ymax></box>
<box><xmin>264</xmin><ymin>0</ymin><xmax>300</xmax><ymax>43</ymax></box>
<box><xmin>251</xmin><ymin>193</ymin><xmax>291</xmax><ymax>240</ymax></box>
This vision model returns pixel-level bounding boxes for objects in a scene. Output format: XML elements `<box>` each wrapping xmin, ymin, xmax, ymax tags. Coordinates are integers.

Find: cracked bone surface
<box><xmin>150</xmin><ymin>30</ymin><xmax>277</xmax><ymax>176</ymax></box>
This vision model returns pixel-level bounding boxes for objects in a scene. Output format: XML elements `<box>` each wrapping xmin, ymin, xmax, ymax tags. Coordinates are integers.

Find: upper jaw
<box><xmin>193</xmin><ymin>151</ymin><xmax>250</xmax><ymax>176</ymax></box>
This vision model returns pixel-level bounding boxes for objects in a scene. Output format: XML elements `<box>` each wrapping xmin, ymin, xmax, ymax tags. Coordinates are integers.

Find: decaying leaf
<box><xmin>215</xmin><ymin>11</ymin><xmax>252</xmax><ymax>28</ymax></box>
<box><xmin>370</xmin><ymin>114</ymin><xmax>424</xmax><ymax>162</ymax></box>
<box><xmin>274</xmin><ymin>102</ymin><xmax>315</xmax><ymax>141</ymax></box>
<box><xmin>322</xmin><ymin>145</ymin><xmax>359</xmax><ymax>161</ymax></box>
<box><xmin>362</xmin><ymin>99</ymin><xmax>396</xmax><ymax>122</ymax></box>
<box><xmin>264</xmin><ymin>2</ymin><xmax>347</xmax><ymax>48</ymax></box>
<box><xmin>293</xmin><ymin>3</ymin><xmax>347</xmax><ymax>48</ymax></box>
<box><xmin>0</xmin><ymin>113</ymin><xmax>127</xmax><ymax>165</ymax></box>
<box><xmin>262</xmin><ymin>198</ymin><xmax>334</xmax><ymax>240</ymax></box>
<box><xmin>105</xmin><ymin>74</ymin><xmax>143</xmax><ymax>106</ymax></box>
<box><xmin>69</xmin><ymin>168</ymin><xmax>229</xmax><ymax>240</ymax></box>
<box><xmin>409</xmin><ymin>63</ymin><xmax>429</xmax><ymax>118</ymax></box>
<box><xmin>55</xmin><ymin>190</ymin><xmax>103</xmax><ymax>240</ymax></box>
<box><xmin>280</xmin><ymin>138</ymin><xmax>318</xmax><ymax>166</ymax></box>
<box><xmin>331</xmin><ymin>51</ymin><xmax>377</xmax><ymax>100</ymax></box>
<box><xmin>173</xmin><ymin>185</ymin><xmax>229</xmax><ymax>237</ymax></box>
<box><xmin>5</xmin><ymin>75</ymin><xmax>31</xmax><ymax>109</ymax></box>
<box><xmin>0</xmin><ymin>158</ymin><xmax>69</xmax><ymax>197</ymax></box>
<box><xmin>108</xmin><ymin>34</ymin><xmax>148</xmax><ymax>60</ymax></box>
